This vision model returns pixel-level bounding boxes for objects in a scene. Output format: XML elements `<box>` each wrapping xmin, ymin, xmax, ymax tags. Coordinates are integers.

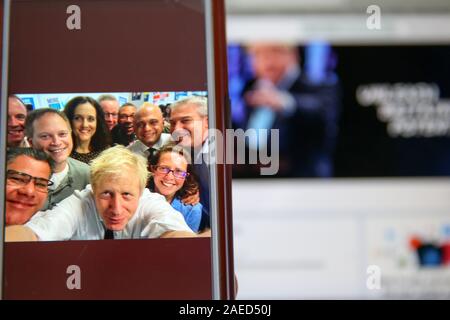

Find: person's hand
<box><xmin>197</xmin><ymin>228</ymin><xmax>211</xmax><ymax>237</ymax></box>
<box><xmin>244</xmin><ymin>88</ymin><xmax>284</xmax><ymax>111</ymax></box>
<box><xmin>160</xmin><ymin>230</ymin><xmax>196</xmax><ymax>238</ymax></box>
<box><xmin>5</xmin><ymin>225</ymin><xmax>38</xmax><ymax>242</ymax></box>
<box><xmin>181</xmin><ymin>190</ymin><xmax>200</xmax><ymax>206</ymax></box>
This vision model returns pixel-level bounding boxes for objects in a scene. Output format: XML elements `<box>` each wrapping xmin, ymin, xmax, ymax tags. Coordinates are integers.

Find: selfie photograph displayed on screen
<box><xmin>5</xmin><ymin>91</ymin><xmax>211</xmax><ymax>242</ymax></box>
<box><xmin>1</xmin><ymin>0</ymin><xmax>231</xmax><ymax>300</ymax></box>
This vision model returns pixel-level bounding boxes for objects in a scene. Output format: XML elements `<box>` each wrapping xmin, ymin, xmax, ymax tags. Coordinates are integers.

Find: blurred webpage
<box><xmin>233</xmin><ymin>179</ymin><xmax>450</xmax><ymax>299</ymax></box>
<box><xmin>227</xmin><ymin>17</ymin><xmax>450</xmax><ymax>299</ymax></box>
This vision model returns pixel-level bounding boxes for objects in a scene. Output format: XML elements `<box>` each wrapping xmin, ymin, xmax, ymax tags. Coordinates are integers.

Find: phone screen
<box><xmin>1</xmin><ymin>0</ymin><xmax>233</xmax><ymax>299</ymax></box>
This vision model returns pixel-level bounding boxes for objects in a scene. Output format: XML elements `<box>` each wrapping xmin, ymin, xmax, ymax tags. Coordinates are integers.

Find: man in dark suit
<box><xmin>236</xmin><ymin>42</ymin><xmax>340</xmax><ymax>177</ymax></box>
<box><xmin>169</xmin><ymin>96</ymin><xmax>210</xmax><ymax>231</ymax></box>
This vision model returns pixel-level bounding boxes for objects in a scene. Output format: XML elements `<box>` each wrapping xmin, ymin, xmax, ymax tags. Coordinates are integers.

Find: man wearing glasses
<box><xmin>111</xmin><ymin>103</ymin><xmax>137</xmax><ymax>146</ymax></box>
<box><xmin>5</xmin><ymin>146</ymin><xmax>195</xmax><ymax>241</ymax></box>
<box><xmin>98</xmin><ymin>94</ymin><xmax>120</xmax><ymax>131</ymax></box>
<box><xmin>5</xmin><ymin>148</ymin><xmax>54</xmax><ymax>226</ymax></box>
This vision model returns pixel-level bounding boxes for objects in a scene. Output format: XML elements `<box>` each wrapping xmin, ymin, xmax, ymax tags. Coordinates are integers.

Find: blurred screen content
<box><xmin>229</xmin><ymin>42</ymin><xmax>340</xmax><ymax>178</ymax></box>
<box><xmin>228</xmin><ymin>43</ymin><xmax>450</xmax><ymax>178</ymax></box>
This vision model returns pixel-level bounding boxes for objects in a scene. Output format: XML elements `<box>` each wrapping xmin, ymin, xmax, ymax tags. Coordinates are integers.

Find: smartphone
<box><xmin>1</xmin><ymin>0</ymin><xmax>234</xmax><ymax>299</ymax></box>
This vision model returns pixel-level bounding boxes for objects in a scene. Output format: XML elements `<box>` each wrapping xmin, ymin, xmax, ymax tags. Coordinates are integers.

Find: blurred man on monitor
<box><xmin>237</xmin><ymin>42</ymin><xmax>340</xmax><ymax>177</ymax></box>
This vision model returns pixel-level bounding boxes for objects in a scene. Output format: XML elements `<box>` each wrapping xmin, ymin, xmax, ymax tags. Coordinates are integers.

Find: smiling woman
<box><xmin>148</xmin><ymin>143</ymin><xmax>203</xmax><ymax>233</ymax></box>
<box><xmin>63</xmin><ymin>96</ymin><xmax>112</xmax><ymax>164</ymax></box>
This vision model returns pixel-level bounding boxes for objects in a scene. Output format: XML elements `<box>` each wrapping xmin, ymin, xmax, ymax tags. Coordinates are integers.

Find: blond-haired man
<box><xmin>6</xmin><ymin>145</ymin><xmax>195</xmax><ymax>241</ymax></box>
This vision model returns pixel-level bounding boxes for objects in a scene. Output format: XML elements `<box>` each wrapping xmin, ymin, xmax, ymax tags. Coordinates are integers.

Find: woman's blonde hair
<box><xmin>90</xmin><ymin>145</ymin><xmax>148</xmax><ymax>191</ymax></box>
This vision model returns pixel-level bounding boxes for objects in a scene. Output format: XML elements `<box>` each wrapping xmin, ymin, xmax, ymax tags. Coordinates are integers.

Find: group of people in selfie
<box><xmin>5</xmin><ymin>94</ymin><xmax>211</xmax><ymax>241</ymax></box>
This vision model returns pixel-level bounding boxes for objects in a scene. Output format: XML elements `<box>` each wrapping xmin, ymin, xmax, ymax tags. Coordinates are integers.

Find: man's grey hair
<box><xmin>97</xmin><ymin>94</ymin><xmax>118</xmax><ymax>103</ymax></box>
<box><xmin>8</xmin><ymin>95</ymin><xmax>27</xmax><ymax>108</ymax></box>
<box><xmin>170</xmin><ymin>96</ymin><xmax>208</xmax><ymax>117</ymax></box>
<box><xmin>7</xmin><ymin>147</ymin><xmax>55</xmax><ymax>173</ymax></box>
<box><xmin>25</xmin><ymin>108</ymin><xmax>71</xmax><ymax>139</ymax></box>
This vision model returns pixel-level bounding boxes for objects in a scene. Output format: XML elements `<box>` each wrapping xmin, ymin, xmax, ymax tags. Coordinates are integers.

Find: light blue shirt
<box><xmin>171</xmin><ymin>197</ymin><xmax>203</xmax><ymax>233</ymax></box>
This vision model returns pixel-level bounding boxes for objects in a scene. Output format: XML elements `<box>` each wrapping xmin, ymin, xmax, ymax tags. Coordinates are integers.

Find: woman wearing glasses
<box><xmin>64</xmin><ymin>96</ymin><xmax>112</xmax><ymax>165</ymax></box>
<box><xmin>148</xmin><ymin>143</ymin><xmax>202</xmax><ymax>233</ymax></box>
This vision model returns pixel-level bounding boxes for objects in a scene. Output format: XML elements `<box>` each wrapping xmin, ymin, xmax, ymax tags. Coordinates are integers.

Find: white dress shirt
<box><xmin>127</xmin><ymin>133</ymin><xmax>172</xmax><ymax>158</ymax></box>
<box><xmin>26</xmin><ymin>184</ymin><xmax>193</xmax><ymax>241</ymax></box>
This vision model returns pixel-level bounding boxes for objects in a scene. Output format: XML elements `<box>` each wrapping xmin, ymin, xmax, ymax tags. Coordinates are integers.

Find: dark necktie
<box><xmin>147</xmin><ymin>147</ymin><xmax>157</xmax><ymax>164</ymax></box>
<box><xmin>104</xmin><ymin>229</ymin><xmax>114</xmax><ymax>240</ymax></box>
